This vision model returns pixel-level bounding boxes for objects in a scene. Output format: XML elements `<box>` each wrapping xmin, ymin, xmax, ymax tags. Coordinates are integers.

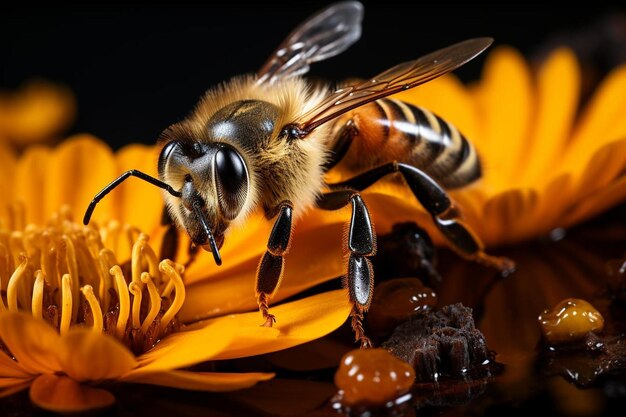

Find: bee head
<box><xmin>158</xmin><ymin>139</ymin><xmax>250</xmax><ymax>265</ymax></box>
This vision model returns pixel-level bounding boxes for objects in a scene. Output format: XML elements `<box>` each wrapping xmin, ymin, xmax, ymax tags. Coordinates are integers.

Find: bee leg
<box><xmin>317</xmin><ymin>190</ymin><xmax>375</xmax><ymax>348</ymax></box>
<box><xmin>326</xmin><ymin>162</ymin><xmax>515</xmax><ymax>274</ymax></box>
<box><xmin>256</xmin><ymin>201</ymin><xmax>294</xmax><ymax>327</ymax></box>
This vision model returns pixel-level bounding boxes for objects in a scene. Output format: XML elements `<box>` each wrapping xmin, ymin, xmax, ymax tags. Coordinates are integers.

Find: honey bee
<box><xmin>84</xmin><ymin>1</ymin><xmax>514</xmax><ymax>347</ymax></box>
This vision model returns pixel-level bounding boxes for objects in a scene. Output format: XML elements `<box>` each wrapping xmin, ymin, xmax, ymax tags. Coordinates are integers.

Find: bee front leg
<box><xmin>317</xmin><ymin>190</ymin><xmax>375</xmax><ymax>348</ymax></box>
<box><xmin>256</xmin><ymin>201</ymin><xmax>293</xmax><ymax>327</ymax></box>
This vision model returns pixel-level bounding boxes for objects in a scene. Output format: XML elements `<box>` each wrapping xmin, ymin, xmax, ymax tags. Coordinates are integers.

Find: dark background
<box><xmin>1</xmin><ymin>2</ymin><xmax>624</xmax><ymax>149</ymax></box>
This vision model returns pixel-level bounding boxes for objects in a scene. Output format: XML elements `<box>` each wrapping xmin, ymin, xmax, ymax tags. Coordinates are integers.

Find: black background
<box><xmin>1</xmin><ymin>2</ymin><xmax>623</xmax><ymax>149</ymax></box>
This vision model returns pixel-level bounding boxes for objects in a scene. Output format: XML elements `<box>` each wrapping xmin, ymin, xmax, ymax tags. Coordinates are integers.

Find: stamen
<box><xmin>31</xmin><ymin>270</ymin><xmax>45</xmax><ymax>320</ymax></box>
<box><xmin>98</xmin><ymin>248</ymin><xmax>117</xmax><ymax>311</ymax></box>
<box><xmin>158</xmin><ymin>260</ymin><xmax>185</xmax><ymax>332</ymax></box>
<box><xmin>128</xmin><ymin>282</ymin><xmax>143</xmax><ymax>329</ymax></box>
<box><xmin>81</xmin><ymin>285</ymin><xmax>103</xmax><ymax>332</ymax></box>
<box><xmin>1</xmin><ymin>209</ymin><xmax>187</xmax><ymax>355</ymax></box>
<box><xmin>110</xmin><ymin>265</ymin><xmax>130</xmax><ymax>339</ymax></box>
<box><xmin>7</xmin><ymin>257</ymin><xmax>29</xmax><ymax>312</ymax></box>
<box><xmin>60</xmin><ymin>274</ymin><xmax>72</xmax><ymax>336</ymax></box>
<box><xmin>61</xmin><ymin>235</ymin><xmax>80</xmax><ymax>322</ymax></box>
<box><xmin>140</xmin><ymin>272</ymin><xmax>161</xmax><ymax>334</ymax></box>
<box><xmin>131</xmin><ymin>234</ymin><xmax>150</xmax><ymax>285</ymax></box>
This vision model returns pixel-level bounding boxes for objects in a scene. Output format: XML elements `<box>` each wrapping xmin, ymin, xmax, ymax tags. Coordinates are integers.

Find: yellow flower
<box><xmin>0</xmin><ymin>80</ymin><xmax>76</xmax><ymax>149</ymax></box>
<box><xmin>0</xmin><ymin>136</ymin><xmax>351</xmax><ymax>413</ymax></box>
<box><xmin>333</xmin><ymin>46</ymin><xmax>626</xmax><ymax>247</ymax></box>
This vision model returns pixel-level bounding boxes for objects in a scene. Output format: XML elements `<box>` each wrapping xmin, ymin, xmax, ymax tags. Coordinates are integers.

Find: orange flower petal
<box><xmin>130</xmin><ymin>320</ymin><xmax>237</xmax><ymax>374</ymax></box>
<box><xmin>473</xmin><ymin>46</ymin><xmax>532</xmax><ymax>191</ymax></box>
<box><xmin>0</xmin><ymin>312</ymin><xmax>62</xmax><ymax>375</ymax></box>
<box><xmin>482</xmin><ymin>189</ymin><xmax>540</xmax><ymax>244</ymax></box>
<box><xmin>181</xmin><ymin>222</ymin><xmax>345</xmax><ymax>321</ymax></box>
<box><xmin>29</xmin><ymin>374</ymin><xmax>115</xmax><ymax>413</ymax></box>
<box><xmin>568</xmin><ymin>65</ymin><xmax>626</xmax><ymax>161</ymax></box>
<box><xmin>14</xmin><ymin>146</ymin><xmax>51</xmax><ymax>225</ymax></box>
<box><xmin>126</xmin><ymin>370</ymin><xmax>274</xmax><ymax>392</ymax></box>
<box><xmin>56</xmin><ymin>328</ymin><xmax>137</xmax><ymax>382</ymax></box>
<box><xmin>0</xmin><ymin>352</ymin><xmax>30</xmax><ymax>378</ymax></box>
<box><xmin>0</xmin><ymin>379</ymin><xmax>32</xmax><ymax>399</ymax></box>
<box><xmin>0</xmin><ymin>144</ymin><xmax>15</xmax><ymax>221</ymax></box>
<box><xmin>45</xmin><ymin>135</ymin><xmax>117</xmax><ymax>223</ymax></box>
<box><xmin>0</xmin><ymin>81</ymin><xmax>75</xmax><ymax>145</ymax></box>
<box><xmin>205</xmin><ymin>289</ymin><xmax>351</xmax><ymax>360</ymax></box>
<box><xmin>0</xmin><ymin>377</ymin><xmax>32</xmax><ymax>389</ymax></box>
<box><xmin>114</xmin><ymin>144</ymin><xmax>163</xmax><ymax>235</ymax></box>
<box><xmin>524</xmin><ymin>48</ymin><xmax>579</xmax><ymax>187</ymax></box>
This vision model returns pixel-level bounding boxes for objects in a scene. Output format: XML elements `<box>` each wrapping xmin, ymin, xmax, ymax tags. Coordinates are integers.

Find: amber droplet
<box><xmin>334</xmin><ymin>348</ymin><xmax>415</xmax><ymax>406</ymax></box>
<box><xmin>367</xmin><ymin>278</ymin><xmax>437</xmax><ymax>337</ymax></box>
<box><xmin>539</xmin><ymin>298</ymin><xmax>605</xmax><ymax>345</ymax></box>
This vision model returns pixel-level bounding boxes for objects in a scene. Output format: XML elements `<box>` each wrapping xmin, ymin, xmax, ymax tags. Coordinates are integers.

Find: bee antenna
<box><xmin>83</xmin><ymin>169</ymin><xmax>182</xmax><ymax>225</ymax></box>
<box><xmin>192</xmin><ymin>201</ymin><xmax>222</xmax><ymax>266</ymax></box>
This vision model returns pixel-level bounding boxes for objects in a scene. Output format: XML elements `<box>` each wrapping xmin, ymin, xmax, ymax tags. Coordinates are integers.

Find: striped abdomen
<box><xmin>334</xmin><ymin>98</ymin><xmax>481</xmax><ymax>189</ymax></box>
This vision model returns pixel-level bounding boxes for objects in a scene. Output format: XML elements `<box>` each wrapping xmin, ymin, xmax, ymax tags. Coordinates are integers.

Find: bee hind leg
<box><xmin>256</xmin><ymin>201</ymin><xmax>294</xmax><ymax>327</ymax></box>
<box><xmin>326</xmin><ymin>162</ymin><xmax>515</xmax><ymax>275</ymax></box>
<box><xmin>316</xmin><ymin>190</ymin><xmax>375</xmax><ymax>348</ymax></box>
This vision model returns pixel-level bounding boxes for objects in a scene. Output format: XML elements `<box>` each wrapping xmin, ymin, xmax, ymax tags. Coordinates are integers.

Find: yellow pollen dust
<box><xmin>0</xmin><ymin>205</ymin><xmax>186</xmax><ymax>354</ymax></box>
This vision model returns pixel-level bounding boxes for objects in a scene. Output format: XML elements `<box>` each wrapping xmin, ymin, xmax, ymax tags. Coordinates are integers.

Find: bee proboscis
<box><xmin>85</xmin><ymin>1</ymin><xmax>514</xmax><ymax>347</ymax></box>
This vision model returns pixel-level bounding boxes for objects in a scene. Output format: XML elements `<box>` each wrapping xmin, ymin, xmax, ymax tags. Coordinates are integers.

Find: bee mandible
<box><xmin>84</xmin><ymin>1</ymin><xmax>514</xmax><ymax>347</ymax></box>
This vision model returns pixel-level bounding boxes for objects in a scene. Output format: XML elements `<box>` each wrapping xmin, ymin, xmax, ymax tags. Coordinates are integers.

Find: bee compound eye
<box><xmin>214</xmin><ymin>145</ymin><xmax>249</xmax><ymax>220</ymax></box>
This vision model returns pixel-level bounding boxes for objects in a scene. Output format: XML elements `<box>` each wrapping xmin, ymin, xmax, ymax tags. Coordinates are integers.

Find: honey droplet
<box><xmin>538</xmin><ymin>298</ymin><xmax>604</xmax><ymax>345</ymax></box>
<box><xmin>367</xmin><ymin>278</ymin><xmax>437</xmax><ymax>337</ymax></box>
<box><xmin>334</xmin><ymin>348</ymin><xmax>415</xmax><ymax>406</ymax></box>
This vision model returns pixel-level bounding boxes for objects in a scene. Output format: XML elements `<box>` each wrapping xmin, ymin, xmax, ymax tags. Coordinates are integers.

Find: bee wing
<box><xmin>295</xmin><ymin>38</ymin><xmax>493</xmax><ymax>135</ymax></box>
<box><xmin>257</xmin><ymin>1</ymin><xmax>363</xmax><ymax>85</ymax></box>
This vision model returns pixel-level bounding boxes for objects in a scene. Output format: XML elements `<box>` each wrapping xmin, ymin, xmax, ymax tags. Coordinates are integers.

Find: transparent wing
<box><xmin>295</xmin><ymin>38</ymin><xmax>493</xmax><ymax>135</ymax></box>
<box><xmin>257</xmin><ymin>1</ymin><xmax>363</xmax><ymax>85</ymax></box>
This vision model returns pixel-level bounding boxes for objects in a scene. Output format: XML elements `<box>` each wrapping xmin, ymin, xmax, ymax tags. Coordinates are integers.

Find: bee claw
<box><xmin>261</xmin><ymin>314</ymin><xmax>276</xmax><ymax>327</ymax></box>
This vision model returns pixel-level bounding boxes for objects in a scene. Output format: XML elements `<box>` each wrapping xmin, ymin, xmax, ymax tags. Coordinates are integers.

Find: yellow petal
<box><xmin>572</xmin><ymin>138</ymin><xmax>626</xmax><ymax>199</ymax></box>
<box><xmin>0</xmin><ymin>312</ymin><xmax>62</xmax><ymax>374</ymax></box>
<box><xmin>524</xmin><ymin>48</ymin><xmax>579</xmax><ymax>187</ymax></box>
<box><xmin>45</xmin><ymin>135</ymin><xmax>117</xmax><ymax>223</ymax></box>
<box><xmin>114</xmin><ymin>144</ymin><xmax>163</xmax><ymax>235</ymax></box>
<box><xmin>0</xmin><ymin>352</ymin><xmax>30</xmax><ymax>378</ymax></box>
<box><xmin>129</xmin><ymin>320</ymin><xmax>237</xmax><ymax>374</ymax></box>
<box><xmin>56</xmin><ymin>328</ymin><xmax>137</xmax><ymax>382</ymax></box>
<box><xmin>206</xmin><ymin>289</ymin><xmax>351</xmax><ymax>360</ymax></box>
<box><xmin>29</xmin><ymin>374</ymin><xmax>115</xmax><ymax>413</ymax></box>
<box><xmin>126</xmin><ymin>370</ymin><xmax>274</xmax><ymax>392</ymax></box>
<box><xmin>567</xmin><ymin>65</ymin><xmax>626</xmax><ymax>164</ymax></box>
<box><xmin>14</xmin><ymin>146</ymin><xmax>51</xmax><ymax>225</ymax></box>
<box><xmin>184</xmin><ymin>212</ymin><xmax>272</xmax><ymax>285</ymax></box>
<box><xmin>181</xmin><ymin>222</ymin><xmax>345</xmax><ymax>321</ymax></box>
<box><xmin>473</xmin><ymin>47</ymin><xmax>532</xmax><ymax>191</ymax></box>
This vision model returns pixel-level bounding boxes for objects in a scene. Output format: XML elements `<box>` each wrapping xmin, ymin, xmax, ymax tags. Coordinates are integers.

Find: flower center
<box><xmin>0</xmin><ymin>205</ymin><xmax>185</xmax><ymax>355</ymax></box>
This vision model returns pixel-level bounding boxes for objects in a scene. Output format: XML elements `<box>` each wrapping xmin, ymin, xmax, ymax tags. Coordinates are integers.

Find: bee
<box><xmin>84</xmin><ymin>1</ymin><xmax>514</xmax><ymax>347</ymax></box>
